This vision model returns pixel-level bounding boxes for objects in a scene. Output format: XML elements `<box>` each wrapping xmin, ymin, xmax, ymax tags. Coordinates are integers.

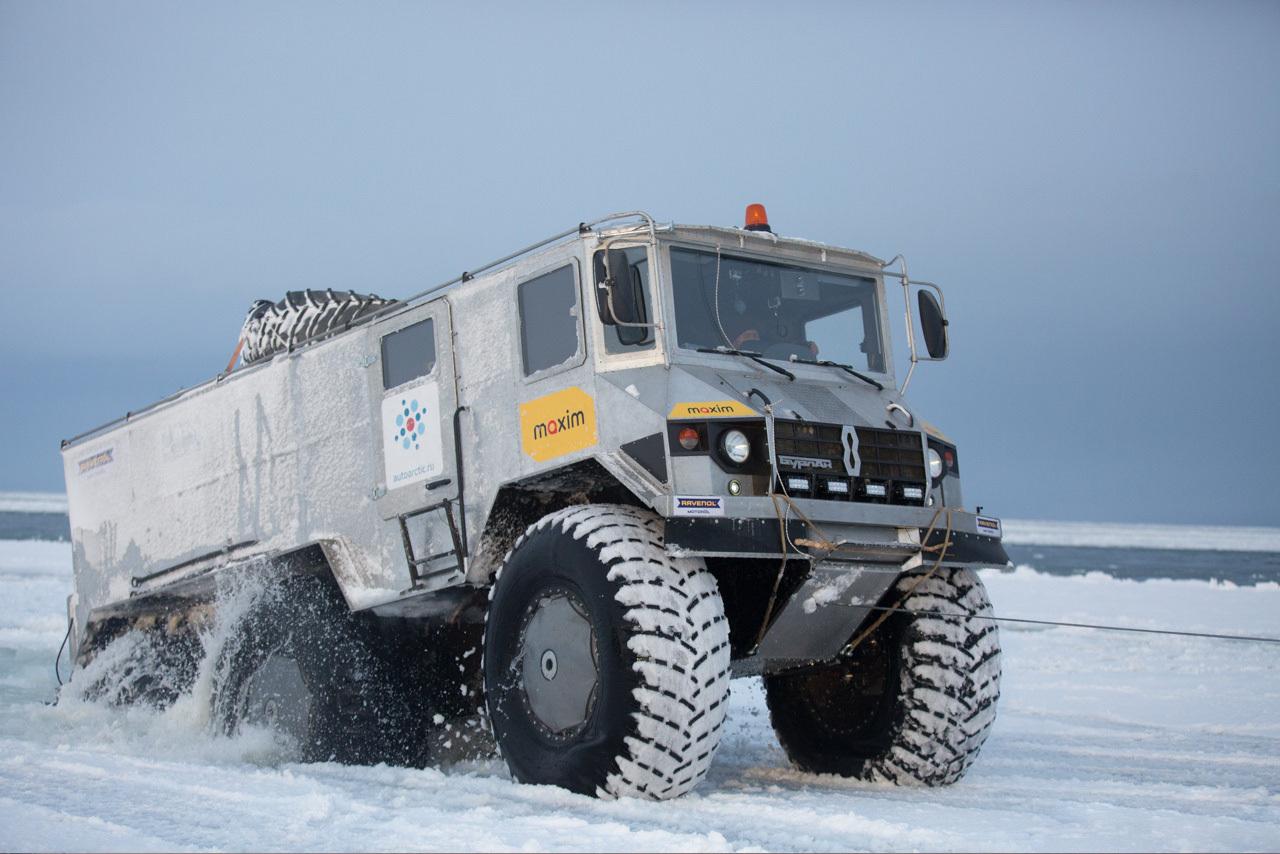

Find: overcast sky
<box><xmin>2</xmin><ymin>1</ymin><xmax>1277</xmax><ymax>525</ymax></box>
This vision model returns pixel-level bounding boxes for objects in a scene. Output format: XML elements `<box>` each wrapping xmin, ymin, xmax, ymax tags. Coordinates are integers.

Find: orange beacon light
<box><xmin>744</xmin><ymin>203</ymin><xmax>772</xmax><ymax>233</ymax></box>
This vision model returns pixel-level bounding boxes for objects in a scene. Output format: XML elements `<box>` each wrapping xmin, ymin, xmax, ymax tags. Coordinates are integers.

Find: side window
<box><xmin>518</xmin><ymin>264</ymin><xmax>581</xmax><ymax>376</ymax></box>
<box><xmin>381</xmin><ymin>318</ymin><xmax>436</xmax><ymax>389</ymax></box>
<box><xmin>593</xmin><ymin>247</ymin><xmax>655</xmax><ymax>354</ymax></box>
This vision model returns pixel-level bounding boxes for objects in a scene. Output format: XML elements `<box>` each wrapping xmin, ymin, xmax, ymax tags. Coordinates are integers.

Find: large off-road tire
<box><xmin>483</xmin><ymin>504</ymin><xmax>731</xmax><ymax>799</ymax></box>
<box><xmin>211</xmin><ymin>573</ymin><xmax>420</xmax><ymax>765</ymax></box>
<box><xmin>764</xmin><ymin>566</ymin><xmax>1001</xmax><ymax>786</ymax></box>
<box><xmin>74</xmin><ymin>622</ymin><xmax>203</xmax><ymax>709</ymax></box>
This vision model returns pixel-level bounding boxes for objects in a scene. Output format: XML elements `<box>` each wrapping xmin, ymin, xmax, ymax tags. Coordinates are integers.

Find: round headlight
<box><xmin>927</xmin><ymin>447</ymin><xmax>944</xmax><ymax>480</ymax></box>
<box><xmin>721</xmin><ymin>429</ymin><xmax>751</xmax><ymax>464</ymax></box>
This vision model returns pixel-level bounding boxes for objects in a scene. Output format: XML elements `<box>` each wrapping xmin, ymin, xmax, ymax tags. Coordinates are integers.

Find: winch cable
<box><xmin>754</xmin><ymin>401</ymin><xmax>792</xmax><ymax>652</ymax></box>
<box><xmin>757</xmin><ymin>459</ymin><xmax>954</xmax><ymax>651</ymax></box>
<box><xmin>841</xmin><ymin>507</ymin><xmax>954</xmax><ymax>654</ymax></box>
<box><xmin>54</xmin><ymin>616</ymin><xmax>71</xmax><ymax>686</ymax></box>
<box><xmin>712</xmin><ymin>245</ymin><xmax>733</xmax><ymax>350</ymax></box>
<box><xmin>756</xmin><ymin>487</ymin><xmax>1280</xmax><ymax>650</ymax></box>
<box><xmin>860</xmin><ymin>604</ymin><xmax>1280</xmax><ymax>645</ymax></box>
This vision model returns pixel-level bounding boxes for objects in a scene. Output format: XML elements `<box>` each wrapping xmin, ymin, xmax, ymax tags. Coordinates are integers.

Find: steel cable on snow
<box><xmin>864</xmin><ymin>604</ymin><xmax>1280</xmax><ymax>645</ymax></box>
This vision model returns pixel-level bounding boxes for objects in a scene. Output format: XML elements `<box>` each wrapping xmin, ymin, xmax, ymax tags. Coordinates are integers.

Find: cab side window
<box><xmin>594</xmin><ymin>247</ymin><xmax>655</xmax><ymax>354</ymax></box>
<box><xmin>518</xmin><ymin>264</ymin><xmax>581</xmax><ymax>376</ymax></box>
<box><xmin>381</xmin><ymin>318</ymin><xmax>436</xmax><ymax>389</ymax></box>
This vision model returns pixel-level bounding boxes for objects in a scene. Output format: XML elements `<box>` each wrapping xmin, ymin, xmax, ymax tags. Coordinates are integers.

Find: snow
<box><xmin>1002</xmin><ymin>518</ymin><xmax>1280</xmax><ymax>552</ymax></box>
<box><xmin>1</xmin><ymin>539</ymin><xmax>1278</xmax><ymax>851</ymax></box>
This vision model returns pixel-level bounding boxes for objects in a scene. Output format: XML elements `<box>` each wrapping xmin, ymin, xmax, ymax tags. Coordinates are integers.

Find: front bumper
<box><xmin>663</xmin><ymin>498</ymin><xmax>1009</xmax><ymax>567</ymax></box>
<box><xmin>662</xmin><ymin>499</ymin><xmax>1008</xmax><ymax>671</ymax></box>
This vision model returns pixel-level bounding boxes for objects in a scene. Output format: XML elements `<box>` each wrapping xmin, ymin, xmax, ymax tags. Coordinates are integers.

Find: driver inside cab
<box><xmin>721</xmin><ymin>266</ymin><xmax>821</xmax><ymax>360</ymax></box>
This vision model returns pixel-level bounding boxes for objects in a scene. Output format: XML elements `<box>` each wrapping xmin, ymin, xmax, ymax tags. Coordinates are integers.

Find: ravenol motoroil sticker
<box><xmin>976</xmin><ymin>516</ymin><xmax>1003</xmax><ymax>538</ymax></box>
<box><xmin>519</xmin><ymin>386</ymin><xmax>598</xmax><ymax>463</ymax></box>
<box><xmin>668</xmin><ymin>400</ymin><xmax>758</xmax><ymax>420</ymax></box>
<box><xmin>673</xmin><ymin>496</ymin><xmax>725</xmax><ymax>517</ymax></box>
<box><xmin>382</xmin><ymin>379</ymin><xmax>445</xmax><ymax>490</ymax></box>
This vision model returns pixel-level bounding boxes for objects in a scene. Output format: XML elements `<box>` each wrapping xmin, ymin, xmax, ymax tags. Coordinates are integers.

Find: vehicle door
<box><xmin>512</xmin><ymin>258</ymin><xmax>600</xmax><ymax>476</ymax></box>
<box><xmin>369</xmin><ymin>301</ymin><xmax>462</xmax><ymax>590</ymax></box>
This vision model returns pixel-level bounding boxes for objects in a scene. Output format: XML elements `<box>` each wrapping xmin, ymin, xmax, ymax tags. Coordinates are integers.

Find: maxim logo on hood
<box><xmin>668</xmin><ymin>400</ymin><xmax>758</xmax><ymax>419</ymax></box>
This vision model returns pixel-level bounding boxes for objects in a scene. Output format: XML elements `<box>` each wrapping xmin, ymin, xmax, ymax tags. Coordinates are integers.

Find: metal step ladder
<box><xmin>397</xmin><ymin>488</ymin><xmax>467</xmax><ymax>588</ymax></box>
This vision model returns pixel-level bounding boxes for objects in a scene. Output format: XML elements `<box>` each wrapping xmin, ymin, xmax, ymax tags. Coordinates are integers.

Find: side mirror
<box><xmin>917</xmin><ymin>290</ymin><xmax>949</xmax><ymax>359</ymax></box>
<box><xmin>593</xmin><ymin>249</ymin><xmax>650</xmax><ymax>346</ymax></box>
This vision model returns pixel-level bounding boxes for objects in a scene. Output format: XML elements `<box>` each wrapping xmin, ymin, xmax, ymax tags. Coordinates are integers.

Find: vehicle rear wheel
<box><xmin>764</xmin><ymin>566</ymin><xmax>1001</xmax><ymax>785</ymax></box>
<box><xmin>211</xmin><ymin>573</ymin><xmax>418</xmax><ymax>765</ymax></box>
<box><xmin>483</xmin><ymin>504</ymin><xmax>731</xmax><ymax>799</ymax></box>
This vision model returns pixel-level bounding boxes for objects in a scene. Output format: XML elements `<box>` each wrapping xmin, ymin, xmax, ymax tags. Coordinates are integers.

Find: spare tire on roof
<box><xmin>238</xmin><ymin>289</ymin><xmax>398</xmax><ymax>366</ymax></box>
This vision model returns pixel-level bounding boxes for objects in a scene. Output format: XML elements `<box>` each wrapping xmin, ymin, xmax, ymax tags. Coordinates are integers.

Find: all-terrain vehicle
<box><xmin>60</xmin><ymin>206</ymin><xmax>1007</xmax><ymax>798</ymax></box>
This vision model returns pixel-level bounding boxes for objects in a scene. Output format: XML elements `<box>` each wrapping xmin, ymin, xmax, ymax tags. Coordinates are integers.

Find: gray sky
<box><xmin>2</xmin><ymin>1</ymin><xmax>1277</xmax><ymax>525</ymax></box>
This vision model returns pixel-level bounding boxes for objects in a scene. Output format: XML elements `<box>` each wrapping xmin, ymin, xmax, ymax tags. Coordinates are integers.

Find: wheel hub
<box><xmin>519</xmin><ymin>590</ymin><xmax>598</xmax><ymax>735</ymax></box>
<box><xmin>240</xmin><ymin>650</ymin><xmax>312</xmax><ymax>750</ymax></box>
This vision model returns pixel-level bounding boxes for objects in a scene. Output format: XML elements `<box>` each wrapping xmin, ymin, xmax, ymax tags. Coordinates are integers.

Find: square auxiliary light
<box><xmin>785</xmin><ymin>475</ymin><xmax>811</xmax><ymax>492</ymax></box>
<box><xmin>863</xmin><ymin>482</ymin><xmax>888</xmax><ymax>498</ymax></box>
<box><xmin>901</xmin><ymin>485</ymin><xmax>924</xmax><ymax>501</ymax></box>
<box><xmin>824</xmin><ymin>478</ymin><xmax>850</xmax><ymax>495</ymax></box>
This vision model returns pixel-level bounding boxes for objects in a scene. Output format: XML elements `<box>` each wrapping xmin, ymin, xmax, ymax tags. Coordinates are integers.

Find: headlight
<box><xmin>721</xmin><ymin>429</ymin><xmax>751</xmax><ymax>464</ymax></box>
<box><xmin>927</xmin><ymin>447</ymin><xmax>944</xmax><ymax>480</ymax></box>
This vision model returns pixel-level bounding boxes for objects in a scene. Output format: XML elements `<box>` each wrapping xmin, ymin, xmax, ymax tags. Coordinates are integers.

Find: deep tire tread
<box><xmin>766</xmin><ymin>566</ymin><xmax>1001</xmax><ymax>787</ymax></box>
<box><xmin>484</xmin><ymin>504</ymin><xmax>731</xmax><ymax>801</ymax></box>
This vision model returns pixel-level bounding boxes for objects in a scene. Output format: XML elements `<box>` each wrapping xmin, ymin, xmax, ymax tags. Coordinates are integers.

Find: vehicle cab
<box><xmin>583</xmin><ymin>207</ymin><xmax>1004</xmax><ymax>568</ymax></box>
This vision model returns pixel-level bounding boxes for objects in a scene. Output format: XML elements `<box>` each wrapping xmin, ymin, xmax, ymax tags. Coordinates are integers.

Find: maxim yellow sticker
<box><xmin>520</xmin><ymin>386</ymin><xmax>599</xmax><ymax>463</ymax></box>
<box><xmin>668</xmin><ymin>400</ymin><xmax>759</xmax><ymax>420</ymax></box>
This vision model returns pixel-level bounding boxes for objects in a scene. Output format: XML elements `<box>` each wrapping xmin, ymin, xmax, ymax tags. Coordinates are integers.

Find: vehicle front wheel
<box><xmin>764</xmin><ymin>566</ymin><xmax>1001</xmax><ymax>785</ymax></box>
<box><xmin>483</xmin><ymin>504</ymin><xmax>731</xmax><ymax>799</ymax></box>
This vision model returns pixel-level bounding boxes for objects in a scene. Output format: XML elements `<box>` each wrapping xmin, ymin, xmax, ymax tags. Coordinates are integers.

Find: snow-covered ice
<box><xmin>1</xmin><ymin>539</ymin><xmax>1277</xmax><ymax>851</ymax></box>
<box><xmin>1002</xmin><ymin>518</ymin><xmax>1280</xmax><ymax>552</ymax></box>
<box><xmin>0</xmin><ymin>492</ymin><xmax>68</xmax><ymax>514</ymax></box>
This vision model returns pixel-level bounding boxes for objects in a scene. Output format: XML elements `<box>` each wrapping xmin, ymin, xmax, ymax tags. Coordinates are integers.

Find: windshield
<box><xmin>669</xmin><ymin>247</ymin><xmax>886</xmax><ymax>374</ymax></box>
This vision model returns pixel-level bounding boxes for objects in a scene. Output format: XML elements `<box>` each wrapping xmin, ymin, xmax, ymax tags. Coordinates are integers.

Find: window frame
<box><xmin>660</xmin><ymin>240</ymin><xmax>895</xmax><ymax>384</ymax></box>
<box><xmin>593</xmin><ymin>245</ymin><xmax>659</xmax><ymax>356</ymax></box>
<box><xmin>379</xmin><ymin>316</ymin><xmax>439</xmax><ymax>391</ymax></box>
<box><xmin>515</xmin><ymin>257</ymin><xmax>587</xmax><ymax>384</ymax></box>
<box><xmin>586</xmin><ymin>240</ymin><xmax>668</xmax><ymax>373</ymax></box>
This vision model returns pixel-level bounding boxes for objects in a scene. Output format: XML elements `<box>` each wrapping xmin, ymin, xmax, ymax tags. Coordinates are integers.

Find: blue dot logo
<box><xmin>391</xmin><ymin>398</ymin><xmax>428</xmax><ymax>453</ymax></box>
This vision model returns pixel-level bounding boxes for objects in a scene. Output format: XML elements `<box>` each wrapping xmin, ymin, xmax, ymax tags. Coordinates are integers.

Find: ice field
<box><xmin>1</xmin><ymin>532</ymin><xmax>1277</xmax><ymax>852</ymax></box>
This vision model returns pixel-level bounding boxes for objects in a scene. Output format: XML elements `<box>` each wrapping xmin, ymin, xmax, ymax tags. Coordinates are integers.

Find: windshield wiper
<box><xmin>788</xmin><ymin>357</ymin><xmax>884</xmax><ymax>391</ymax></box>
<box><xmin>696</xmin><ymin>346</ymin><xmax>795</xmax><ymax>381</ymax></box>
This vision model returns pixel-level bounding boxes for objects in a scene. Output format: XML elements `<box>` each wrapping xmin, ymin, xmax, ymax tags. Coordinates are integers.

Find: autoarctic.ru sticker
<box><xmin>673</xmin><ymin>496</ymin><xmax>725</xmax><ymax>517</ymax></box>
<box><xmin>976</xmin><ymin>516</ymin><xmax>1002</xmax><ymax>538</ymax></box>
<box><xmin>381</xmin><ymin>379</ymin><xmax>445</xmax><ymax>489</ymax></box>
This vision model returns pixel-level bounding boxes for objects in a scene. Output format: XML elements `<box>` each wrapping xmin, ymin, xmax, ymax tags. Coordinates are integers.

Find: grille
<box><xmin>774</xmin><ymin>420</ymin><xmax>844</xmax><ymax>466</ymax></box>
<box><xmin>855</xmin><ymin>426</ymin><xmax>927</xmax><ymax>483</ymax></box>
<box><xmin>772</xmin><ymin>420</ymin><xmax>926</xmax><ymax>504</ymax></box>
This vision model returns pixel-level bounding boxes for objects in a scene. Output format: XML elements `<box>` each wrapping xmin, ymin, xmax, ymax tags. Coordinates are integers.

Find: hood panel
<box><xmin>675</xmin><ymin>364</ymin><xmax>892</xmax><ymax>428</ymax></box>
<box><xmin>597</xmin><ymin>361</ymin><xmax>902</xmax><ymax>430</ymax></box>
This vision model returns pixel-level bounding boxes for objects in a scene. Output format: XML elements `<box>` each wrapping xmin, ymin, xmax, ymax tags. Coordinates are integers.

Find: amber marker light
<box><xmin>744</xmin><ymin>203</ymin><xmax>772</xmax><ymax>233</ymax></box>
<box><xmin>678</xmin><ymin>426</ymin><xmax>701</xmax><ymax>450</ymax></box>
